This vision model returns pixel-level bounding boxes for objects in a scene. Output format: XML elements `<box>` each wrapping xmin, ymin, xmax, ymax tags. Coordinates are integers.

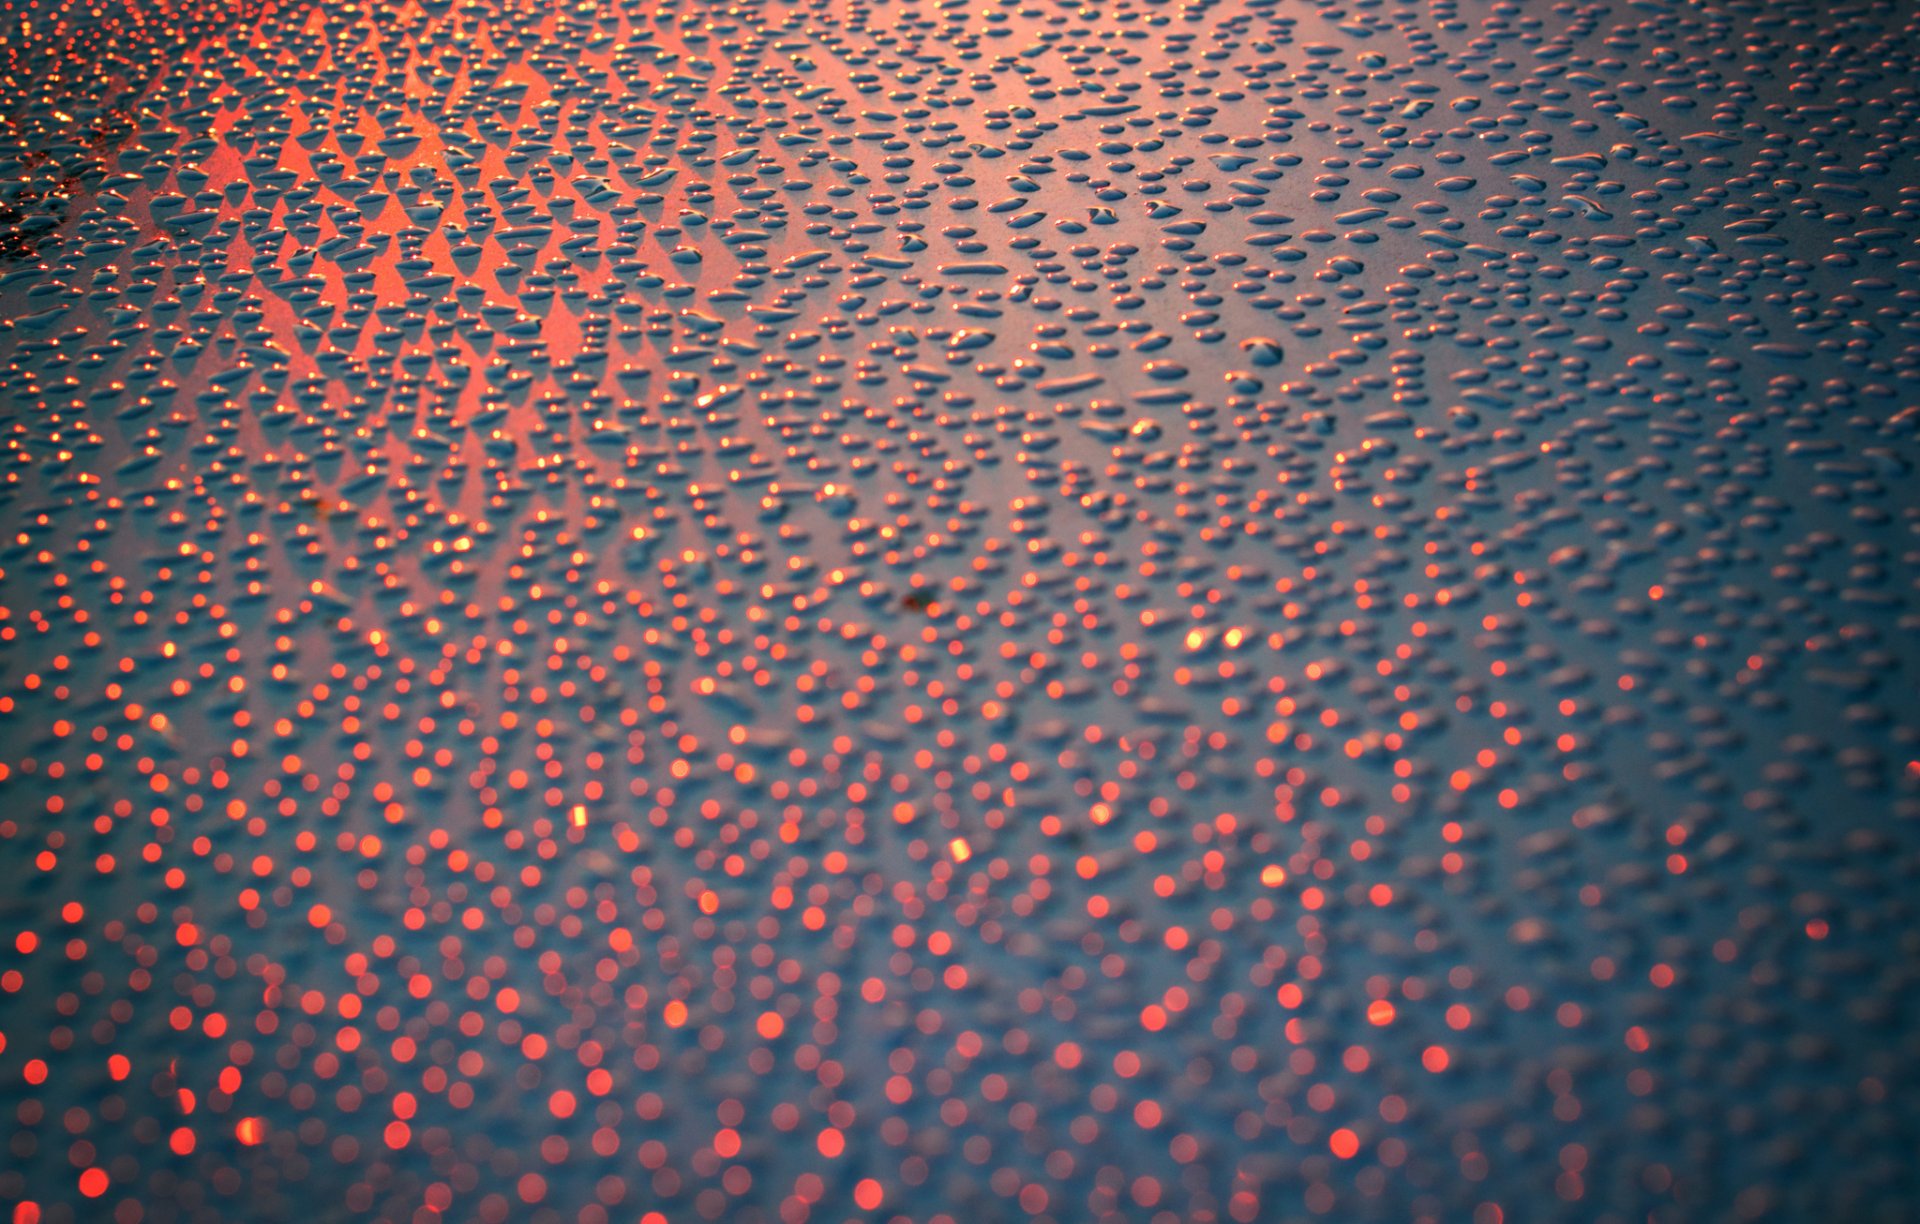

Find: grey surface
<box><xmin>1</xmin><ymin>0</ymin><xmax>1918</xmax><ymax>1220</ymax></box>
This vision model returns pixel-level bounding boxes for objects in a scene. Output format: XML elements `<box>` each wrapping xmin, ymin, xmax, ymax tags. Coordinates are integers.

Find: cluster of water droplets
<box><xmin>1</xmin><ymin>0</ymin><xmax>1917</xmax><ymax>1220</ymax></box>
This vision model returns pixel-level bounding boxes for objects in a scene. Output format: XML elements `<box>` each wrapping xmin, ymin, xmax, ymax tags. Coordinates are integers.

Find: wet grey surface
<box><xmin>1</xmin><ymin>0</ymin><xmax>1918</xmax><ymax>1221</ymax></box>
